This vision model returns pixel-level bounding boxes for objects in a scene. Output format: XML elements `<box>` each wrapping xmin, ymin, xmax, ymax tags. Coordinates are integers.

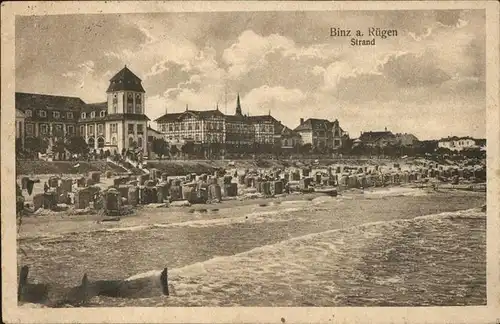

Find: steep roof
<box><xmin>294</xmin><ymin>118</ymin><xmax>332</xmax><ymax>132</ymax></box>
<box><xmin>147</xmin><ymin>126</ymin><xmax>163</xmax><ymax>135</ymax></box>
<box><xmin>16</xmin><ymin>109</ymin><xmax>25</xmax><ymax>118</ymax></box>
<box><xmin>154</xmin><ymin>109</ymin><xmax>225</xmax><ymax>123</ymax></box>
<box><xmin>81</xmin><ymin>102</ymin><xmax>107</xmax><ymax>113</ymax></box>
<box><xmin>275</xmin><ymin>122</ymin><xmax>300</xmax><ymax>137</ymax></box>
<box><xmin>103</xmin><ymin>113</ymin><xmax>150</xmax><ymax>122</ymax></box>
<box><xmin>106</xmin><ymin>66</ymin><xmax>145</xmax><ymax>93</ymax></box>
<box><xmin>15</xmin><ymin>92</ymin><xmax>85</xmax><ymax>111</ymax></box>
<box><xmin>359</xmin><ymin>131</ymin><xmax>395</xmax><ymax>143</ymax></box>
<box><xmin>248</xmin><ymin>115</ymin><xmax>278</xmax><ymax>123</ymax></box>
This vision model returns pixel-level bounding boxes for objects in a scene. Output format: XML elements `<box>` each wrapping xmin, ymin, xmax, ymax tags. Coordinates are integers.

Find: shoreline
<box><xmin>17</xmin><ymin>186</ymin><xmax>485</xmax><ymax>240</ymax></box>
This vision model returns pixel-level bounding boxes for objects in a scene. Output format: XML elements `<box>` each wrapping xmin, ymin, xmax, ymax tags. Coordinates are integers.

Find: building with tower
<box><xmin>15</xmin><ymin>65</ymin><xmax>150</xmax><ymax>157</ymax></box>
<box><xmin>103</xmin><ymin>66</ymin><xmax>149</xmax><ymax>155</ymax></box>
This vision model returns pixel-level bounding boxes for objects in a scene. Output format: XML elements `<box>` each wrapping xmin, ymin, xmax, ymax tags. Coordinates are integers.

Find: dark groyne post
<box><xmin>161</xmin><ymin>267</ymin><xmax>169</xmax><ymax>296</ymax></box>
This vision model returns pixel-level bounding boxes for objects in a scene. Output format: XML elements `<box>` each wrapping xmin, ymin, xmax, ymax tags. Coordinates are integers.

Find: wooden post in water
<box><xmin>160</xmin><ymin>267</ymin><xmax>169</xmax><ymax>296</ymax></box>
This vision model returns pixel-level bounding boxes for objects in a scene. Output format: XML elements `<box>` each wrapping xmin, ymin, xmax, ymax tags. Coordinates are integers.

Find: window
<box><xmin>181</xmin><ymin>124</ymin><xmax>185</xmax><ymax>131</ymax></box>
<box><xmin>112</xmin><ymin>94</ymin><xmax>118</xmax><ymax>113</ymax></box>
<box><xmin>188</xmin><ymin>124</ymin><xmax>192</xmax><ymax>130</ymax></box>
<box><xmin>53</xmin><ymin>111</ymin><xmax>60</xmax><ymax>119</ymax></box>
<box><xmin>129</xmin><ymin>137</ymin><xmax>134</xmax><ymax>147</ymax></box>
<box><xmin>40</xmin><ymin>124</ymin><xmax>48</xmax><ymax>134</ymax></box>
<box><xmin>88</xmin><ymin>125</ymin><xmax>94</xmax><ymax>135</ymax></box>
<box><xmin>67</xmin><ymin>112</ymin><xmax>74</xmax><ymax>119</ymax></box>
<box><xmin>90</xmin><ymin>111</ymin><xmax>95</xmax><ymax>118</ymax></box>
<box><xmin>128</xmin><ymin>124</ymin><xmax>135</xmax><ymax>134</ymax></box>
<box><xmin>110</xmin><ymin>123</ymin><xmax>117</xmax><ymax>133</ymax></box>
<box><xmin>161</xmin><ymin>124</ymin><xmax>166</xmax><ymax>132</ymax></box>
<box><xmin>195</xmin><ymin>123</ymin><xmax>200</xmax><ymax>130</ymax></box>
<box><xmin>169</xmin><ymin>125</ymin><xmax>173</xmax><ymax>131</ymax></box>
<box><xmin>26</xmin><ymin>124</ymin><xmax>34</xmax><ymax>135</ymax></box>
<box><xmin>80</xmin><ymin>125</ymin><xmax>85</xmax><ymax>136</ymax></box>
<box><xmin>174</xmin><ymin>125</ymin><xmax>179</xmax><ymax>131</ymax></box>
<box><xmin>100</xmin><ymin>111</ymin><xmax>106</xmax><ymax>117</ymax></box>
<box><xmin>25</xmin><ymin>110</ymin><xmax>32</xmax><ymax>117</ymax></box>
<box><xmin>135</xmin><ymin>94</ymin><xmax>142</xmax><ymax>114</ymax></box>
<box><xmin>55</xmin><ymin>124</ymin><xmax>63</xmax><ymax>134</ymax></box>
<box><xmin>137</xmin><ymin>137</ymin><xmax>143</xmax><ymax>148</ymax></box>
<box><xmin>137</xmin><ymin>124</ymin><xmax>144</xmax><ymax>135</ymax></box>
<box><xmin>98</xmin><ymin>124</ymin><xmax>104</xmax><ymax>134</ymax></box>
<box><xmin>81</xmin><ymin>112</ymin><xmax>86</xmax><ymax>119</ymax></box>
<box><xmin>334</xmin><ymin>140</ymin><xmax>341</xmax><ymax>147</ymax></box>
<box><xmin>39</xmin><ymin>110</ymin><xmax>47</xmax><ymax>117</ymax></box>
<box><xmin>67</xmin><ymin>125</ymin><xmax>74</xmax><ymax>134</ymax></box>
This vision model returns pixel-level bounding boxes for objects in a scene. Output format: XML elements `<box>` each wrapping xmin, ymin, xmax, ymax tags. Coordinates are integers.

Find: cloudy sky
<box><xmin>16</xmin><ymin>9</ymin><xmax>485</xmax><ymax>140</ymax></box>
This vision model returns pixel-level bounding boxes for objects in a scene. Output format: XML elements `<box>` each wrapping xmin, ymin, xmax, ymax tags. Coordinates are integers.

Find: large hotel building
<box><xmin>16</xmin><ymin>66</ymin><xmax>149</xmax><ymax>156</ymax></box>
<box><xmin>15</xmin><ymin>66</ymin><xmax>348</xmax><ymax>157</ymax></box>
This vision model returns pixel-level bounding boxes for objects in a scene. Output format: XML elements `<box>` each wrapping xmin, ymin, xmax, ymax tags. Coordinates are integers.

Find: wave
<box><xmin>126</xmin><ymin>207</ymin><xmax>484</xmax><ymax>285</ymax></box>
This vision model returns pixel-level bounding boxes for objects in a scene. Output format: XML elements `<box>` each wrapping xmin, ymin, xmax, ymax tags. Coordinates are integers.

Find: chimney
<box><xmin>300</xmin><ymin>118</ymin><xmax>304</xmax><ymax>125</ymax></box>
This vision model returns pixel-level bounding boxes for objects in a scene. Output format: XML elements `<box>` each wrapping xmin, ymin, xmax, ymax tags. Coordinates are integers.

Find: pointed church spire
<box><xmin>235</xmin><ymin>93</ymin><xmax>242</xmax><ymax>116</ymax></box>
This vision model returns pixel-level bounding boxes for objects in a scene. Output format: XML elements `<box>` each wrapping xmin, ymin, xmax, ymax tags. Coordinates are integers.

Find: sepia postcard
<box><xmin>1</xmin><ymin>1</ymin><xmax>499</xmax><ymax>323</ymax></box>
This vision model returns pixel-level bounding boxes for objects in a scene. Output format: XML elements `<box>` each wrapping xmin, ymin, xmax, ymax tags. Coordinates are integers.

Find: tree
<box><xmin>15</xmin><ymin>138</ymin><xmax>23</xmax><ymax>156</ymax></box>
<box><xmin>169</xmin><ymin>145</ymin><xmax>179</xmax><ymax>158</ymax></box>
<box><xmin>351</xmin><ymin>143</ymin><xmax>368</xmax><ymax>156</ymax></box>
<box><xmin>152</xmin><ymin>138</ymin><xmax>169</xmax><ymax>160</ymax></box>
<box><xmin>25</xmin><ymin>137</ymin><xmax>49</xmax><ymax>155</ymax></box>
<box><xmin>53</xmin><ymin>137</ymin><xmax>66</xmax><ymax>160</ymax></box>
<box><xmin>66</xmin><ymin>136</ymin><xmax>89</xmax><ymax>156</ymax></box>
<box><xmin>299</xmin><ymin>143</ymin><xmax>312</xmax><ymax>154</ymax></box>
<box><xmin>181</xmin><ymin>141</ymin><xmax>195</xmax><ymax>158</ymax></box>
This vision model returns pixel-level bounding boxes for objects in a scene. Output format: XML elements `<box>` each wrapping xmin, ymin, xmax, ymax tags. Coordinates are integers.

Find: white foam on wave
<box><xmin>121</xmin><ymin>206</ymin><xmax>486</xmax><ymax>300</ymax></box>
<box><xmin>363</xmin><ymin>187</ymin><xmax>428</xmax><ymax>197</ymax></box>
<box><xmin>176</xmin><ymin>207</ymin><xmax>485</xmax><ymax>273</ymax></box>
<box><xmin>107</xmin><ymin>207</ymin><xmax>308</xmax><ymax>232</ymax></box>
<box><xmin>414</xmin><ymin>208</ymin><xmax>484</xmax><ymax>221</ymax></box>
<box><xmin>104</xmin><ymin>225</ymin><xmax>149</xmax><ymax>232</ymax></box>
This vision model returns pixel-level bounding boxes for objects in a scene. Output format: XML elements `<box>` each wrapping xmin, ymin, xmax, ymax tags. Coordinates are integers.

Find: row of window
<box><xmin>127</xmin><ymin>124</ymin><xmax>144</xmax><ymax>135</ymax></box>
<box><xmin>23</xmin><ymin>109</ymin><xmax>112</xmax><ymax>120</ymax></box>
<box><xmin>159</xmin><ymin>123</ymin><xmax>271</xmax><ymax>133</ymax></box>
<box><xmin>24</xmin><ymin>110</ymin><xmax>75</xmax><ymax>119</ymax></box>
<box><xmin>25</xmin><ymin>123</ymin><xmax>75</xmax><ymax>135</ymax></box>
<box><xmin>80</xmin><ymin>124</ymin><xmax>105</xmax><ymax>136</ymax></box>
<box><xmin>81</xmin><ymin>111</ymin><xmax>106</xmax><ymax>119</ymax></box>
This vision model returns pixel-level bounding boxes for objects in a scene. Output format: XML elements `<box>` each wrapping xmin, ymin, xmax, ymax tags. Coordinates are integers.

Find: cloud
<box><xmin>381</xmin><ymin>52</ymin><xmax>451</xmax><ymax>87</ymax></box>
<box><xmin>222</xmin><ymin>30</ymin><xmax>296</xmax><ymax>78</ymax></box>
<box><xmin>15</xmin><ymin>10</ymin><xmax>486</xmax><ymax>140</ymax></box>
